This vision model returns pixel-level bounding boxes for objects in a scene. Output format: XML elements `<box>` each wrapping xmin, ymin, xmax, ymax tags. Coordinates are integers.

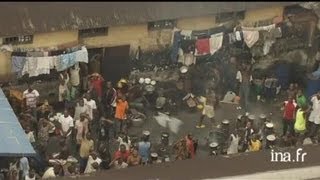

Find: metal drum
<box><xmin>221</xmin><ymin>119</ymin><xmax>230</xmax><ymax>133</ymax></box>
<box><xmin>265</xmin><ymin>123</ymin><xmax>274</xmax><ymax>136</ymax></box>
<box><xmin>209</xmin><ymin>142</ymin><xmax>219</xmax><ymax>156</ymax></box>
<box><xmin>266</xmin><ymin>134</ymin><xmax>276</xmax><ymax>149</ymax></box>
<box><xmin>161</xmin><ymin>132</ymin><xmax>169</xmax><ymax>146</ymax></box>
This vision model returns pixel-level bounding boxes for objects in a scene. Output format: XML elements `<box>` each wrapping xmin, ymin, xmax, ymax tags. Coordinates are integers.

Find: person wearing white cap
<box><xmin>196</xmin><ymin>91</ymin><xmax>215</xmax><ymax>129</ymax></box>
<box><xmin>138</xmin><ymin>132</ymin><xmax>151</xmax><ymax>165</ymax></box>
<box><xmin>308</xmin><ymin>92</ymin><xmax>320</xmax><ymax>140</ymax></box>
<box><xmin>237</xmin><ymin>62</ymin><xmax>252</xmax><ymax>114</ymax></box>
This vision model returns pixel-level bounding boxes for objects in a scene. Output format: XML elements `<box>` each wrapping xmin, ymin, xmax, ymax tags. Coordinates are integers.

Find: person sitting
<box><xmin>248</xmin><ymin>134</ymin><xmax>262</xmax><ymax>152</ymax></box>
<box><xmin>127</xmin><ymin>148</ymin><xmax>141</xmax><ymax>167</ymax></box>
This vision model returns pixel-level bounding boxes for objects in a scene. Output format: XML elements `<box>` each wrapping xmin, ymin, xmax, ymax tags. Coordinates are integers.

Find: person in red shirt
<box><xmin>89</xmin><ymin>73</ymin><xmax>104</xmax><ymax>102</ymax></box>
<box><xmin>112</xmin><ymin>144</ymin><xmax>130</xmax><ymax>163</ymax></box>
<box><xmin>185</xmin><ymin>134</ymin><xmax>195</xmax><ymax>159</ymax></box>
<box><xmin>282</xmin><ymin>96</ymin><xmax>297</xmax><ymax>136</ymax></box>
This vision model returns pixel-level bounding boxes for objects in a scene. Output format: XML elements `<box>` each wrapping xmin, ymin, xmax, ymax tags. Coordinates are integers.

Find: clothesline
<box><xmin>11</xmin><ymin>46</ymin><xmax>89</xmax><ymax>78</ymax></box>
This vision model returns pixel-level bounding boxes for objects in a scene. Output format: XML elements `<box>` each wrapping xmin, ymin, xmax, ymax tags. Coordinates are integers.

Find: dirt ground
<box><xmin>64</xmin><ymin>144</ymin><xmax>320</xmax><ymax>180</ymax></box>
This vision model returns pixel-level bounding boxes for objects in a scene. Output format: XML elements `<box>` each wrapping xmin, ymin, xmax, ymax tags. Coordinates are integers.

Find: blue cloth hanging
<box><xmin>170</xmin><ymin>31</ymin><xmax>182</xmax><ymax>63</ymax></box>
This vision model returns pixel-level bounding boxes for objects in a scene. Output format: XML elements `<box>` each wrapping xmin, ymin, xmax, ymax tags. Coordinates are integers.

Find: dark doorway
<box><xmin>102</xmin><ymin>45</ymin><xmax>131</xmax><ymax>84</ymax></box>
<box><xmin>87</xmin><ymin>48</ymin><xmax>104</xmax><ymax>74</ymax></box>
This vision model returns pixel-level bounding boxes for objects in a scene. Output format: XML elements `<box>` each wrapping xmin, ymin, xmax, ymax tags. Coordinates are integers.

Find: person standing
<box><xmin>74</xmin><ymin>99</ymin><xmax>89</xmax><ymax>121</ymax></box>
<box><xmin>308</xmin><ymin>92</ymin><xmax>320</xmax><ymax>141</ymax></box>
<box><xmin>115</xmin><ymin>96</ymin><xmax>129</xmax><ymax>136</ymax></box>
<box><xmin>227</xmin><ymin>131</ymin><xmax>240</xmax><ymax>155</ymax></box>
<box><xmin>185</xmin><ymin>134</ymin><xmax>195</xmax><ymax>159</ymax></box>
<box><xmin>282</xmin><ymin>96</ymin><xmax>297</xmax><ymax>136</ymax></box>
<box><xmin>19</xmin><ymin>157</ymin><xmax>30</xmax><ymax>180</ymax></box>
<box><xmin>83</xmin><ymin>94</ymin><xmax>97</xmax><ymax>131</ymax></box>
<box><xmin>138</xmin><ymin>134</ymin><xmax>151</xmax><ymax>165</ymax></box>
<box><xmin>69</xmin><ymin>64</ymin><xmax>80</xmax><ymax>90</ymax></box>
<box><xmin>88</xmin><ymin>73</ymin><xmax>104</xmax><ymax>103</ymax></box>
<box><xmin>296</xmin><ymin>89</ymin><xmax>307</xmax><ymax>110</ymax></box>
<box><xmin>75</xmin><ymin>113</ymin><xmax>89</xmax><ymax>148</ymax></box>
<box><xmin>79</xmin><ymin>133</ymin><xmax>94</xmax><ymax>174</ymax></box>
<box><xmin>22</xmin><ymin>83</ymin><xmax>40</xmax><ymax>119</ymax></box>
<box><xmin>294</xmin><ymin>105</ymin><xmax>308</xmax><ymax>145</ymax></box>
<box><xmin>196</xmin><ymin>91</ymin><xmax>215</xmax><ymax>129</ymax></box>
<box><xmin>58</xmin><ymin>110</ymin><xmax>74</xmax><ymax>152</ymax></box>
<box><xmin>59</xmin><ymin>70</ymin><xmax>70</xmax><ymax>107</ymax></box>
<box><xmin>104</xmin><ymin>81</ymin><xmax>117</xmax><ymax>118</ymax></box>
<box><xmin>237</xmin><ymin>63</ymin><xmax>252</xmax><ymax>113</ymax></box>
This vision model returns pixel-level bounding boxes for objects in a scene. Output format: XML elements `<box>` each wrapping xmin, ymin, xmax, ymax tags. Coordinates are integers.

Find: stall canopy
<box><xmin>0</xmin><ymin>88</ymin><xmax>36</xmax><ymax>157</ymax></box>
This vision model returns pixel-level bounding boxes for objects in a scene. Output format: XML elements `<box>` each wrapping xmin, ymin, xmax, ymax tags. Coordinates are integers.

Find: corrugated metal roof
<box><xmin>0</xmin><ymin>88</ymin><xmax>36</xmax><ymax>157</ymax></box>
<box><xmin>0</xmin><ymin>2</ymin><xmax>302</xmax><ymax>37</ymax></box>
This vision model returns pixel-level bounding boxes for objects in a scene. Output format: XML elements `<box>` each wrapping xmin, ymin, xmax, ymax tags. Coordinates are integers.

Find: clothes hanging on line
<box><xmin>180</xmin><ymin>39</ymin><xmax>196</xmax><ymax>54</ymax></box>
<box><xmin>209</xmin><ymin>32</ymin><xmax>224</xmax><ymax>55</ymax></box>
<box><xmin>11</xmin><ymin>56</ymin><xmax>27</xmax><ymax>77</ymax></box>
<box><xmin>181</xmin><ymin>30</ymin><xmax>192</xmax><ymax>38</ymax></box>
<box><xmin>195</xmin><ymin>38</ymin><xmax>210</xmax><ymax>56</ymax></box>
<box><xmin>242</xmin><ymin>31</ymin><xmax>260</xmax><ymax>48</ymax></box>
<box><xmin>241</xmin><ymin>24</ymin><xmax>276</xmax><ymax>32</ymax></box>
<box><xmin>36</xmin><ymin>57</ymin><xmax>51</xmax><ymax>75</ymax></box>
<box><xmin>170</xmin><ymin>31</ymin><xmax>182</xmax><ymax>63</ymax></box>
<box><xmin>74</xmin><ymin>46</ymin><xmax>89</xmax><ymax>63</ymax></box>
<box><xmin>184</xmin><ymin>53</ymin><xmax>196</xmax><ymax>66</ymax></box>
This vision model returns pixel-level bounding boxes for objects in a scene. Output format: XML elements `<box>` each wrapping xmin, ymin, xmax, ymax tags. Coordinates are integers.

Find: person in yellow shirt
<box><xmin>249</xmin><ymin>134</ymin><xmax>262</xmax><ymax>152</ymax></box>
<box><xmin>79</xmin><ymin>133</ymin><xmax>94</xmax><ymax>174</ymax></box>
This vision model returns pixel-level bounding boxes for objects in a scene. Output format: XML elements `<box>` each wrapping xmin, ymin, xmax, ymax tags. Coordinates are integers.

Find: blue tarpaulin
<box><xmin>0</xmin><ymin>88</ymin><xmax>36</xmax><ymax>157</ymax></box>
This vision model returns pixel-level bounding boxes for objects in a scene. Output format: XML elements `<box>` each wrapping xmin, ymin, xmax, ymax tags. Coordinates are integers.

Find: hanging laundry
<box><xmin>27</xmin><ymin>51</ymin><xmax>44</xmax><ymax>57</ymax></box>
<box><xmin>184</xmin><ymin>53</ymin><xmax>196</xmax><ymax>66</ymax></box>
<box><xmin>22</xmin><ymin>57</ymin><xmax>38</xmax><ymax>77</ymax></box>
<box><xmin>208</xmin><ymin>26</ymin><xmax>226</xmax><ymax>35</ymax></box>
<box><xmin>241</xmin><ymin>24</ymin><xmax>276</xmax><ymax>32</ymax></box>
<box><xmin>195</xmin><ymin>38</ymin><xmax>210</xmax><ymax>56</ymax></box>
<box><xmin>178</xmin><ymin>48</ymin><xmax>184</xmax><ymax>64</ymax></box>
<box><xmin>36</xmin><ymin>57</ymin><xmax>51</xmax><ymax>75</ymax></box>
<box><xmin>263</xmin><ymin>39</ymin><xmax>275</xmax><ymax>56</ymax></box>
<box><xmin>170</xmin><ymin>31</ymin><xmax>182</xmax><ymax>63</ymax></box>
<box><xmin>74</xmin><ymin>46</ymin><xmax>89</xmax><ymax>63</ymax></box>
<box><xmin>242</xmin><ymin>31</ymin><xmax>260</xmax><ymax>48</ymax></box>
<box><xmin>235</xmin><ymin>31</ymin><xmax>242</xmax><ymax>41</ymax></box>
<box><xmin>11</xmin><ymin>56</ymin><xmax>26</xmax><ymax>77</ymax></box>
<box><xmin>209</xmin><ymin>32</ymin><xmax>224</xmax><ymax>55</ymax></box>
<box><xmin>181</xmin><ymin>30</ymin><xmax>192</xmax><ymax>38</ymax></box>
<box><xmin>228</xmin><ymin>33</ymin><xmax>237</xmax><ymax>44</ymax></box>
<box><xmin>180</xmin><ymin>39</ymin><xmax>196</xmax><ymax>53</ymax></box>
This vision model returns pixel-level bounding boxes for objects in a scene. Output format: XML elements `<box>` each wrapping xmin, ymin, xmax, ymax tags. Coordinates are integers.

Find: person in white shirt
<box><xmin>113</xmin><ymin>158</ymin><xmax>128</xmax><ymax>169</ymax></box>
<box><xmin>236</xmin><ymin>63</ymin><xmax>253</xmax><ymax>113</ymax></box>
<box><xmin>42</xmin><ymin>165</ymin><xmax>61</xmax><ymax>179</ymax></box>
<box><xmin>69</xmin><ymin>63</ymin><xmax>80</xmax><ymax>87</ymax></box>
<box><xmin>308</xmin><ymin>92</ymin><xmax>320</xmax><ymax>140</ymax></box>
<box><xmin>74</xmin><ymin>99</ymin><xmax>90</xmax><ymax>120</ymax></box>
<box><xmin>75</xmin><ymin>113</ymin><xmax>89</xmax><ymax>145</ymax></box>
<box><xmin>58</xmin><ymin>110</ymin><xmax>74</xmax><ymax>137</ymax></box>
<box><xmin>23</xmin><ymin>83</ymin><xmax>40</xmax><ymax>118</ymax></box>
<box><xmin>25</xmin><ymin>127</ymin><xmax>35</xmax><ymax>144</ymax></box>
<box><xmin>19</xmin><ymin>157</ymin><xmax>29</xmax><ymax>180</ymax></box>
<box><xmin>83</xmin><ymin>94</ymin><xmax>97</xmax><ymax>121</ymax></box>
<box><xmin>84</xmin><ymin>153</ymin><xmax>102</xmax><ymax>174</ymax></box>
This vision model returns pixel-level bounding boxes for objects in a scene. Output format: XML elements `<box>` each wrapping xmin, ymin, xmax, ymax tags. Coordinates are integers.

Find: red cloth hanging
<box><xmin>195</xmin><ymin>38</ymin><xmax>210</xmax><ymax>55</ymax></box>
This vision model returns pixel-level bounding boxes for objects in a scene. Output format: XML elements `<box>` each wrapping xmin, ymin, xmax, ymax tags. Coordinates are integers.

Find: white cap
<box><xmin>151</xmin><ymin>80</ymin><xmax>156</xmax><ymax>85</ymax></box>
<box><xmin>151</xmin><ymin>153</ymin><xmax>158</xmax><ymax>158</ymax></box>
<box><xmin>248</xmin><ymin>115</ymin><xmax>256</xmax><ymax>120</ymax></box>
<box><xmin>267</xmin><ymin>134</ymin><xmax>276</xmax><ymax>141</ymax></box>
<box><xmin>266</xmin><ymin>123</ymin><xmax>274</xmax><ymax>128</ymax></box>
<box><xmin>259</xmin><ymin>114</ymin><xmax>266</xmax><ymax>119</ymax></box>
<box><xmin>138</xmin><ymin>78</ymin><xmax>145</xmax><ymax>84</ymax></box>
<box><xmin>180</xmin><ymin>66</ymin><xmax>188</xmax><ymax>73</ymax></box>
<box><xmin>209</xmin><ymin>142</ymin><xmax>219</xmax><ymax>148</ymax></box>
<box><xmin>143</xmin><ymin>130</ymin><xmax>150</xmax><ymax>136</ymax></box>
<box><xmin>222</xmin><ymin>119</ymin><xmax>230</xmax><ymax>125</ymax></box>
<box><xmin>145</xmin><ymin>78</ymin><xmax>151</xmax><ymax>84</ymax></box>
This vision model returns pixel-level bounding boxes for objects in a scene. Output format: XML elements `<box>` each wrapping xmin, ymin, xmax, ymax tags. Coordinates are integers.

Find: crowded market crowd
<box><xmin>1</xmin><ymin>55</ymin><xmax>320</xmax><ymax>180</ymax></box>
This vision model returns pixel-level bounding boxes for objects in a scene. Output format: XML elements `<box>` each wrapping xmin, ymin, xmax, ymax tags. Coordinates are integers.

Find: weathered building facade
<box><xmin>0</xmin><ymin>2</ymin><xmax>304</xmax><ymax>81</ymax></box>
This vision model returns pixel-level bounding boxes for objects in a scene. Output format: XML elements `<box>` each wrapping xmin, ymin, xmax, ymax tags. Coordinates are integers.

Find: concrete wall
<box><xmin>242</xmin><ymin>6</ymin><xmax>284</xmax><ymax>26</ymax></box>
<box><xmin>0</xmin><ymin>6</ymin><xmax>286</xmax><ymax>79</ymax></box>
<box><xmin>176</xmin><ymin>15</ymin><xmax>216</xmax><ymax>30</ymax></box>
